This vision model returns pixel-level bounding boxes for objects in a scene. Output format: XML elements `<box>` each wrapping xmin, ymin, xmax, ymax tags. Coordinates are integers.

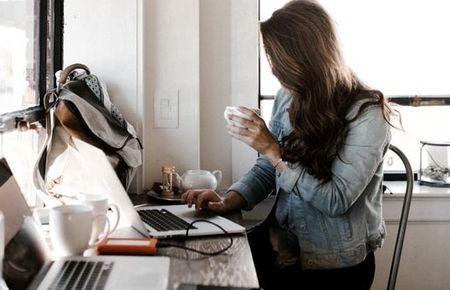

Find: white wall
<box><xmin>199</xmin><ymin>0</ymin><xmax>259</xmax><ymax>185</ymax></box>
<box><xmin>64</xmin><ymin>0</ymin><xmax>143</xmax><ymax>192</ymax></box>
<box><xmin>144</xmin><ymin>0</ymin><xmax>201</xmax><ymax>191</ymax></box>
<box><xmin>64</xmin><ymin>0</ymin><xmax>259</xmax><ymax>193</ymax></box>
<box><xmin>229</xmin><ymin>0</ymin><xmax>259</xmax><ymax>181</ymax></box>
<box><xmin>372</xmin><ymin>188</ymin><xmax>450</xmax><ymax>290</ymax></box>
<box><xmin>199</xmin><ymin>0</ymin><xmax>232</xmax><ymax>185</ymax></box>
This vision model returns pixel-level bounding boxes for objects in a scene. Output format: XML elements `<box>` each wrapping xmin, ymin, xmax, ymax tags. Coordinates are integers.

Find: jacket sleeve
<box><xmin>228</xmin><ymin>156</ymin><xmax>276</xmax><ymax>210</ymax></box>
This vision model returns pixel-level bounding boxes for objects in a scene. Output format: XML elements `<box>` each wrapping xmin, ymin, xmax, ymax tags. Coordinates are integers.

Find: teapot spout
<box><xmin>173</xmin><ymin>172</ymin><xmax>182</xmax><ymax>190</ymax></box>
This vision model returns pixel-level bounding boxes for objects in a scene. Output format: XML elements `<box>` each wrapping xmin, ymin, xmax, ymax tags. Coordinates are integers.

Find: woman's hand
<box><xmin>227</xmin><ymin>107</ymin><xmax>281</xmax><ymax>162</ymax></box>
<box><xmin>181</xmin><ymin>189</ymin><xmax>246</xmax><ymax>214</ymax></box>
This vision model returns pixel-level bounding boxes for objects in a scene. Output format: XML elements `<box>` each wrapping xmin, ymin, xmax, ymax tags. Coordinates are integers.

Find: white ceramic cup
<box><xmin>0</xmin><ymin>210</ymin><xmax>7</xmax><ymax>290</ymax></box>
<box><xmin>0</xmin><ymin>211</ymin><xmax>4</xmax><ymax>273</ymax></box>
<box><xmin>78</xmin><ymin>193</ymin><xmax>120</xmax><ymax>244</ymax></box>
<box><xmin>49</xmin><ymin>204</ymin><xmax>110</xmax><ymax>256</ymax></box>
<box><xmin>223</xmin><ymin>106</ymin><xmax>261</xmax><ymax>128</ymax></box>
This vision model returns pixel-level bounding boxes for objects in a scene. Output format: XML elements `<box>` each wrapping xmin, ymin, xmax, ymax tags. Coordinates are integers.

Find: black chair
<box><xmin>386</xmin><ymin>144</ymin><xmax>414</xmax><ymax>290</ymax></box>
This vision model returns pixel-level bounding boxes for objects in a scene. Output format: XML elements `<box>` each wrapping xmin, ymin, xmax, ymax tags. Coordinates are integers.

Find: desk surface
<box><xmin>126</xmin><ymin>193</ymin><xmax>260</xmax><ymax>290</ymax></box>
<box><xmin>160</xmin><ymin>235</ymin><xmax>258</xmax><ymax>290</ymax></box>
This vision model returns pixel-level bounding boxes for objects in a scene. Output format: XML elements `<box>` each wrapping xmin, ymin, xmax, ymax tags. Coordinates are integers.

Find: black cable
<box><xmin>156</xmin><ymin>219</ymin><xmax>234</xmax><ymax>256</ymax></box>
<box><xmin>383</xmin><ymin>184</ymin><xmax>393</xmax><ymax>195</ymax></box>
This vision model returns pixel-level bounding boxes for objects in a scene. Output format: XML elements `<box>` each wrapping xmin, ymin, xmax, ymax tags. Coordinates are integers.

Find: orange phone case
<box><xmin>97</xmin><ymin>237</ymin><xmax>158</xmax><ymax>255</ymax></box>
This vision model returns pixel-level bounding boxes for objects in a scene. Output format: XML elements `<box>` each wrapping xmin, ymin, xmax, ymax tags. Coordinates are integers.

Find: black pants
<box><xmin>271</xmin><ymin>252</ymin><xmax>375</xmax><ymax>290</ymax></box>
<box><xmin>248</xmin><ymin>226</ymin><xmax>375</xmax><ymax>290</ymax></box>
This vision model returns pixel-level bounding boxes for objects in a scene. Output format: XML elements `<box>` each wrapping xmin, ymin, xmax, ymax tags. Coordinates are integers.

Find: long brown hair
<box><xmin>260</xmin><ymin>0</ymin><xmax>393</xmax><ymax>182</ymax></box>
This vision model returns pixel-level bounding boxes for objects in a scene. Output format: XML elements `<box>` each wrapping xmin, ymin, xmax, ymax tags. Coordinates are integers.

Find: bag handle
<box><xmin>58</xmin><ymin>63</ymin><xmax>91</xmax><ymax>86</ymax></box>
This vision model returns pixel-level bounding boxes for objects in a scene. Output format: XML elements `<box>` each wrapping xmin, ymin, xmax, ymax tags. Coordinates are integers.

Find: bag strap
<box><xmin>57</xmin><ymin>63</ymin><xmax>90</xmax><ymax>90</ymax></box>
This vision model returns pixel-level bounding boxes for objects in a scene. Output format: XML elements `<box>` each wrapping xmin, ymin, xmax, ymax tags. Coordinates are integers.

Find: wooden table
<box><xmin>128</xmin><ymin>193</ymin><xmax>260</xmax><ymax>290</ymax></box>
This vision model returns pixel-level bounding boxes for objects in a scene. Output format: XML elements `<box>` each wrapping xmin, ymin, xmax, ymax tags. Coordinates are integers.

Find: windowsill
<box><xmin>383</xmin><ymin>181</ymin><xmax>450</xmax><ymax>222</ymax></box>
<box><xmin>384</xmin><ymin>181</ymin><xmax>450</xmax><ymax>198</ymax></box>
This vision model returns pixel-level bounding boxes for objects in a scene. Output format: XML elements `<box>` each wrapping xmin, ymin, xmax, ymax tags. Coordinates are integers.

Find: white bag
<box><xmin>32</xmin><ymin>64</ymin><xmax>142</xmax><ymax>206</ymax></box>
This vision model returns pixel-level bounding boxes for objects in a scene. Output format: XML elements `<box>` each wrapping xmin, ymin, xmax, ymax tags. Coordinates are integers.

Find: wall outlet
<box><xmin>154</xmin><ymin>90</ymin><xmax>179</xmax><ymax>128</ymax></box>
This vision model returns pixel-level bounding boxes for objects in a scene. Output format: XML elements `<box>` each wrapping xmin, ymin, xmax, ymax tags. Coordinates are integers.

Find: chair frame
<box><xmin>386</xmin><ymin>144</ymin><xmax>414</xmax><ymax>290</ymax></box>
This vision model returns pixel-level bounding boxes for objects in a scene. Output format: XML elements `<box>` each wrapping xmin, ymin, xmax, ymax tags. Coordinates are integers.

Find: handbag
<box><xmin>33</xmin><ymin>63</ymin><xmax>142</xmax><ymax>206</ymax></box>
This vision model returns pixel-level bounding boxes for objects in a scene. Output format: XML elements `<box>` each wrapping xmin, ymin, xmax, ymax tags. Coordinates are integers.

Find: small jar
<box><xmin>419</xmin><ymin>141</ymin><xmax>450</xmax><ymax>187</ymax></box>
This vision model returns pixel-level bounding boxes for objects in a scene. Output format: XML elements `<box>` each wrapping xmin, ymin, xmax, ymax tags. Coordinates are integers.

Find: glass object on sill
<box><xmin>419</xmin><ymin>141</ymin><xmax>450</xmax><ymax>187</ymax></box>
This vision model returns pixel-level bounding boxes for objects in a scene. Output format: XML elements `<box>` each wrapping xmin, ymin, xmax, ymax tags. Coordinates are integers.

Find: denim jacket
<box><xmin>229</xmin><ymin>88</ymin><xmax>391</xmax><ymax>269</ymax></box>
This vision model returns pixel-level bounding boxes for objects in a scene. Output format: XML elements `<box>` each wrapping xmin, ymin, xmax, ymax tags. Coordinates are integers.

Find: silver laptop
<box><xmin>71</xmin><ymin>138</ymin><xmax>246</xmax><ymax>238</ymax></box>
<box><xmin>0</xmin><ymin>158</ymin><xmax>170</xmax><ymax>290</ymax></box>
<box><xmin>132</xmin><ymin>203</ymin><xmax>246</xmax><ymax>238</ymax></box>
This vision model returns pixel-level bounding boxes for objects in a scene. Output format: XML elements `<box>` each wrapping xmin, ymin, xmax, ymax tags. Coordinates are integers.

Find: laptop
<box><xmin>70</xmin><ymin>138</ymin><xmax>246</xmax><ymax>238</ymax></box>
<box><xmin>0</xmin><ymin>157</ymin><xmax>170</xmax><ymax>290</ymax></box>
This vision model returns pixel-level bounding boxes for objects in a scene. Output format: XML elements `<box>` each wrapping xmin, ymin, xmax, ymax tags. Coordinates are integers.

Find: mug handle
<box><xmin>89</xmin><ymin>214</ymin><xmax>110</xmax><ymax>247</ymax></box>
<box><xmin>108</xmin><ymin>203</ymin><xmax>120</xmax><ymax>233</ymax></box>
<box><xmin>212</xmin><ymin>170</ymin><xmax>223</xmax><ymax>189</ymax></box>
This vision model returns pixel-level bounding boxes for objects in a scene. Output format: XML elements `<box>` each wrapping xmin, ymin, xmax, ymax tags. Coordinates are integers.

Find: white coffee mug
<box><xmin>49</xmin><ymin>204</ymin><xmax>110</xmax><ymax>256</ymax></box>
<box><xmin>224</xmin><ymin>106</ymin><xmax>261</xmax><ymax>128</ymax></box>
<box><xmin>78</xmin><ymin>193</ymin><xmax>120</xmax><ymax>244</ymax></box>
<box><xmin>0</xmin><ymin>211</ymin><xmax>7</xmax><ymax>290</ymax></box>
<box><xmin>0</xmin><ymin>210</ymin><xmax>4</xmax><ymax>266</ymax></box>
<box><xmin>0</xmin><ymin>211</ymin><xmax>5</xmax><ymax>282</ymax></box>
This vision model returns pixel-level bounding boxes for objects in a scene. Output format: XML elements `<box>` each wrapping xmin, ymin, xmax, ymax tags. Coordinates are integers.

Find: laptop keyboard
<box><xmin>138</xmin><ymin>209</ymin><xmax>197</xmax><ymax>231</ymax></box>
<box><xmin>48</xmin><ymin>260</ymin><xmax>114</xmax><ymax>290</ymax></box>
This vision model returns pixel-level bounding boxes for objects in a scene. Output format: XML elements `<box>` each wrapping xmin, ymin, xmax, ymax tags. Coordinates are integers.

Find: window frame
<box><xmin>0</xmin><ymin>0</ymin><xmax>63</xmax><ymax>133</ymax></box>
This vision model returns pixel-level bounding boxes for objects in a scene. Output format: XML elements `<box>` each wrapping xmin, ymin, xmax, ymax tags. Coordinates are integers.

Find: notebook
<box><xmin>70</xmin><ymin>138</ymin><xmax>246</xmax><ymax>238</ymax></box>
<box><xmin>0</xmin><ymin>158</ymin><xmax>170</xmax><ymax>290</ymax></box>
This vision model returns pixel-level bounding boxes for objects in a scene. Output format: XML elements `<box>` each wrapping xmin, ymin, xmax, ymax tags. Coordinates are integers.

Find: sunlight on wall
<box><xmin>0</xmin><ymin>129</ymin><xmax>42</xmax><ymax>205</ymax></box>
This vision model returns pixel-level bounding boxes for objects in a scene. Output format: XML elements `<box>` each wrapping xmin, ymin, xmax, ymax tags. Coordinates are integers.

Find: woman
<box><xmin>182</xmin><ymin>0</ymin><xmax>394</xmax><ymax>289</ymax></box>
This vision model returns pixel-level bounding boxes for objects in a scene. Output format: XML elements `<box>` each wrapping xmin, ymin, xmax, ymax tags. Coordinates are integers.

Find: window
<box><xmin>0</xmin><ymin>0</ymin><xmax>62</xmax><ymax>204</ymax></box>
<box><xmin>259</xmin><ymin>0</ymin><xmax>450</xmax><ymax>177</ymax></box>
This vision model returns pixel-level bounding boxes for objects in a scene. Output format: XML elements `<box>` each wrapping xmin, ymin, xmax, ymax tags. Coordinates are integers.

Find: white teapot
<box><xmin>175</xmin><ymin>169</ymin><xmax>222</xmax><ymax>191</ymax></box>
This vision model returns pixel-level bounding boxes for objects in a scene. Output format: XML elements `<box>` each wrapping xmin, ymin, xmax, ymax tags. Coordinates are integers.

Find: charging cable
<box><xmin>156</xmin><ymin>219</ymin><xmax>234</xmax><ymax>256</ymax></box>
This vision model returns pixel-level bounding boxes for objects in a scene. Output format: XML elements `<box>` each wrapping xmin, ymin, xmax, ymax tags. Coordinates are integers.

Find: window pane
<box><xmin>260</xmin><ymin>0</ymin><xmax>450</xmax><ymax>96</ymax></box>
<box><xmin>320</xmin><ymin>0</ymin><xmax>450</xmax><ymax>96</ymax></box>
<box><xmin>260</xmin><ymin>100</ymin><xmax>450</xmax><ymax>173</ymax></box>
<box><xmin>260</xmin><ymin>99</ymin><xmax>274</xmax><ymax>125</ymax></box>
<box><xmin>387</xmin><ymin>105</ymin><xmax>450</xmax><ymax>172</ymax></box>
<box><xmin>259</xmin><ymin>0</ymin><xmax>285</xmax><ymax>96</ymax></box>
<box><xmin>0</xmin><ymin>0</ymin><xmax>45</xmax><ymax>207</ymax></box>
<box><xmin>0</xmin><ymin>0</ymin><xmax>37</xmax><ymax>114</ymax></box>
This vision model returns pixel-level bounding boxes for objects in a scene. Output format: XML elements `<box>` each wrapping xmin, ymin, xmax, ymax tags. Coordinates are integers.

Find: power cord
<box><xmin>383</xmin><ymin>184</ymin><xmax>393</xmax><ymax>195</ymax></box>
<box><xmin>156</xmin><ymin>219</ymin><xmax>234</xmax><ymax>256</ymax></box>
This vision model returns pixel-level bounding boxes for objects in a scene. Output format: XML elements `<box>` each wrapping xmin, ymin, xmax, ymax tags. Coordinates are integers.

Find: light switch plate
<box><xmin>154</xmin><ymin>89</ymin><xmax>179</xmax><ymax>128</ymax></box>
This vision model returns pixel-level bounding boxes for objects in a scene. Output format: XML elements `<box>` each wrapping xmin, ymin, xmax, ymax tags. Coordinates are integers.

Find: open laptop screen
<box><xmin>0</xmin><ymin>158</ymin><xmax>171</xmax><ymax>290</ymax></box>
<box><xmin>0</xmin><ymin>158</ymin><xmax>51</xmax><ymax>290</ymax></box>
